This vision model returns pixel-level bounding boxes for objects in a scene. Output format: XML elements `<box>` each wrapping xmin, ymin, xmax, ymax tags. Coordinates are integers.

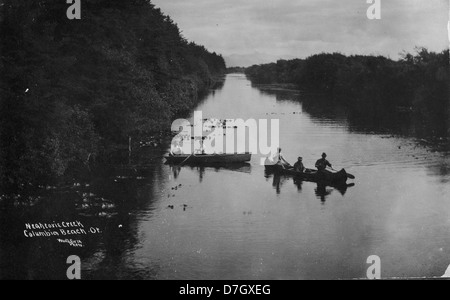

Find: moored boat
<box><xmin>165</xmin><ymin>153</ymin><xmax>252</xmax><ymax>164</ymax></box>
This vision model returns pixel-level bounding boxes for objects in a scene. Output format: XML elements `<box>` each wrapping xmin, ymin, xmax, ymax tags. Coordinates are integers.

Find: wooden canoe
<box><xmin>265</xmin><ymin>164</ymin><xmax>348</xmax><ymax>184</ymax></box>
<box><xmin>165</xmin><ymin>153</ymin><xmax>252</xmax><ymax>164</ymax></box>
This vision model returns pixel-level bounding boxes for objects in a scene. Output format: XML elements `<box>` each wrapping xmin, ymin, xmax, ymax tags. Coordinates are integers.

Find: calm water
<box><xmin>1</xmin><ymin>74</ymin><xmax>449</xmax><ymax>280</ymax></box>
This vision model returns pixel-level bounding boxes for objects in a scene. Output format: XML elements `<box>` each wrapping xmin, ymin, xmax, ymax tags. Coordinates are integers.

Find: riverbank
<box><xmin>0</xmin><ymin>1</ymin><xmax>226</xmax><ymax>195</ymax></box>
<box><xmin>245</xmin><ymin>50</ymin><xmax>449</xmax><ymax>141</ymax></box>
<box><xmin>251</xmin><ymin>83</ymin><xmax>301</xmax><ymax>93</ymax></box>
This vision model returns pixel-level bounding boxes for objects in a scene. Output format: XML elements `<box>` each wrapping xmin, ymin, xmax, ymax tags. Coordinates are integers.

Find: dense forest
<box><xmin>246</xmin><ymin>49</ymin><xmax>449</xmax><ymax>134</ymax></box>
<box><xmin>0</xmin><ymin>0</ymin><xmax>226</xmax><ymax>193</ymax></box>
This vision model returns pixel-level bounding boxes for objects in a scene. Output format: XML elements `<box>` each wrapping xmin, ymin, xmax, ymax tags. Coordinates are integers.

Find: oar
<box><xmin>329</xmin><ymin>167</ymin><xmax>356</xmax><ymax>180</ymax></box>
<box><xmin>177</xmin><ymin>153</ymin><xmax>194</xmax><ymax>167</ymax></box>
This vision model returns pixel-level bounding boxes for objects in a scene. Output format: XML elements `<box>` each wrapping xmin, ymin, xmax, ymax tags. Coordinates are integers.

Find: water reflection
<box><xmin>265</xmin><ymin>170</ymin><xmax>355</xmax><ymax>202</ymax></box>
<box><xmin>190</xmin><ymin>77</ymin><xmax>226</xmax><ymax>111</ymax></box>
<box><xmin>266</xmin><ymin>173</ymin><xmax>287</xmax><ymax>195</ymax></box>
<box><xmin>425</xmin><ymin>156</ymin><xmax>450</xmax><ymax>184</ymax></box>
<box><xmin>168</xmin><ymin>163</ymin><xmax>252</xmax><ymax>182</ymax></box>
<box><xmin>258</xmin><ymin>86</ymin><xmax>449</xmax><ymax>148</ymax></box>
<box><xmin>315</xmin><ymin>184</ymin><xmax>332</xmax><ymax>203</ymax></box>
<box><xmin>255</xmin><ymin>84</ymin><xmax>450</xmax><ymax>188</ymax></box>
<box><xmin>293</xmin><ymin>177</ymin><xmax>303</xmax><ymax>192</ymax></box>
<box><xmin>315</xmin><ymin>183</ymin><xmax>355</xmax><ymax>204</ymax></box>
<box><xmin>2</xmin><ymin>73</ymin><xmax>449</xmax><ymax>280</ymax></box>
<box><xmin>0</xmin><ymin>156</ymin><xmax>172</xmax><ymax>280</ymax></box>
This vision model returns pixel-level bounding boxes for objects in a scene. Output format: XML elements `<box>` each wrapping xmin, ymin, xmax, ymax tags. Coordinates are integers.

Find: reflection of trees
<box><xmin>265</xmin><ymin>86</ymin><xmax>448</xmax><ymax>141</ymax></box>
<box><xmin>247</xmin><ymin>51</ymin><xmax>449</xmax><ymax>133</ymax></box>
<box><xmin>426</xmin><ymin>159</ymin><xmax>450</xmax><ymax>184</ymax></box>
<box><xmin>171</xmin><ymin>163</ymin><xmax>252</xmax><ymax>183</ymax></box>
<box><xmin>73</xmin><ymin>77</ymin><xmax>229</xmax><ymax>279</ymax></box>
<box><xmin>258</xmin><ymin>88</ymin><xmax>301</xmax><ymax>103</ymax></box>
<box><xmin>0</xmin><ymin>157</ymin><xmax>166</xmax><ymax>279</ymax></box>
<box><xmin>81</xmin><ymin>161</ymin><xmax>168</xmax><ymax>280</ymax></box>
<box><xmin>189</xmin><ymin>77</ymin><xmax>226</xmax><ymax>111</ymax></box>
<box><xmin>249</xmin><ymin>49</ymin><xmax>450</xmax><ymax>157</ymax></box>
<box><xmin>256</xmin><ymin>86</ymin><xmax>450</xmax><ymax>186</ymax></box>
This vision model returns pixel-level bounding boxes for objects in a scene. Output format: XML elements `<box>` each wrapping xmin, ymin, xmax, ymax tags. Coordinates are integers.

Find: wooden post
<box><xmin>128</xmin><ymin>136</ymin><xmax>132</xmax><ymax>165</ymax></box>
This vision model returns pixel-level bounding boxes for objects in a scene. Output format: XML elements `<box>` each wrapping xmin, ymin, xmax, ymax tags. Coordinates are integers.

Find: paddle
<box><xmin>328</xmin><ymin>167</ymin><xmax>356</xmax><ymax>180</ymax></box>
<box><xmin>281</xmin><ymin>163</ymin><xmax>293</xmax><ymax>170</ymax></box>
<box><xmin>347</xmin><ymin>173</ymin><xmax>356</xmax><ymax>180</ymax></box>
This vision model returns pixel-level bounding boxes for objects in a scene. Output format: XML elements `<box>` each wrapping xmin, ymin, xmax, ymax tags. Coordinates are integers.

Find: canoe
<box><xmin>165</xmin><ymin>153</ymin><xmax>252</xmax><ymax>164</ymax></box>
<box><xmin>265</xmin><ymin>164</ymin><xmax>348</xmax><ymax>184</ymax></box>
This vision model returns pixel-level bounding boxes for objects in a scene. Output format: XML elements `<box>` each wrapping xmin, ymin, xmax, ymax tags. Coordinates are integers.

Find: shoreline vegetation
<box><xmin>0</xmin><ymin>0</ymin><xmax>226</xmax><ymax>195</ymax></box>
<box><xmin>245</xmin><ymin>49</ymin><xmax>449</xmax><ymax>140</ymax></box>
<box><xmin>0</xmin><ymin>2</ymin><xmax>448</xmax><ymax>199</ymax></box>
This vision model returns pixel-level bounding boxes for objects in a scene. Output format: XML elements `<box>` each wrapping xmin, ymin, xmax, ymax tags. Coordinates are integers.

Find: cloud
<box><xmin>151</xmin><ymin>0</ymin><xmax>449</xmax><ymax>65</ymax></box>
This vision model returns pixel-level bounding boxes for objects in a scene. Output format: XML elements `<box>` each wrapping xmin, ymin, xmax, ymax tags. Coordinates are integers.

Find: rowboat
<box><xmin>265</xmin><ymin>164</ymin><xmax>349</xmax><ymax>184</ymax></box>
<box><xmin>165</xmin><ymin>153</ymin><xmax>252</xmax><ymax>164</ymax></box>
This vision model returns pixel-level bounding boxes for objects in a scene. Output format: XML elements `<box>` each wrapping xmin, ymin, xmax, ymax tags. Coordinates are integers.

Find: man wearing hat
<box><xmin>315</xmin><ymin>153</ymin><xmax>332</xmax><ymax>171</ymax></box>
<box><xmin>293</xmin><ymin>157</ymin><xmax>305</xmax><ymax>173</ymax></box>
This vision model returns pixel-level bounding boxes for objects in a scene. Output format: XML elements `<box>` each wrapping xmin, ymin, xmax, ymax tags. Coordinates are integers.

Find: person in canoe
<box><xmin>315</xmin><ymin>153</ymin><xmax>332</xmax><ymax>172</ymax></box>
<box><xmin>293</xmin><ymin>157</ymin><xmax>305</xmax><ymax>173</ymax></box>
<box><xmin>171</xmin><ymin>142</ymin><xmax>183</xmax><ymax>155</ymax></box>
<box><xmin>274</xmin><ymin>148</ymin><xmax>291</xmax><ymax>169</ymax></box>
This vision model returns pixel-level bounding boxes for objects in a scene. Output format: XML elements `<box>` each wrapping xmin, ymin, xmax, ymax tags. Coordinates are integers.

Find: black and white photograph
<box><xmin>0</xmin><ymin>0</ymin><xmax>449</xmax><ymax>283</ymax></box>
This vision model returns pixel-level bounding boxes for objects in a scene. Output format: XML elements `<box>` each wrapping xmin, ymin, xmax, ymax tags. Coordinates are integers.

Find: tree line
<box><xmin>246</xmin><ymin>49</ymin><xmax>449</xmax><ymax>132</ymax></box>
<box><xmin>0</xmin><ymin>0</ymin><xmax>226</xmax><ymax>193</ymax></box>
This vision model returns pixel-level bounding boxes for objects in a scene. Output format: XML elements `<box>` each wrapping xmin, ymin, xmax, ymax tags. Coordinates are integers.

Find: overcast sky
<box><xmin>151</xmin><ymin>0</ymin><xmax>449</xmax><ymax>66</ymax></box>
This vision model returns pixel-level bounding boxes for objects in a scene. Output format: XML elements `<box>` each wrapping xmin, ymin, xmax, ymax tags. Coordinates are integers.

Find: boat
<box><xmin>165</xmin><ymin>153</ymin><xmax>252</xmax><ymax>164</ymax></box>
<box><xmin>265</xmin><ymin>164</ymin><xmax>349</xmax><ymax>184</ymax></box>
